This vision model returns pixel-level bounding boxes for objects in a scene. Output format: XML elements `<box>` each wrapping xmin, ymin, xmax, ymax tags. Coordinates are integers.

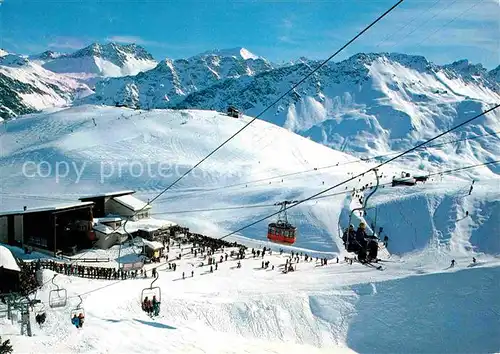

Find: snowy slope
<box><xmin>84</xmin><ymin>47</ymin><xmax>273</xmax><ymax>108</ymax></box>
<box><xmin>176</xmin><ymin>53</ymin><xmax>500</xmax><ymax>159</ymax></box>
<box><xmin>1</xmin><ymin>105</ymin><xmax>499</xmax><ymax>254</ymax></box>
<box><xmin>1</xmin><ymin>106</ymin><xmax>499</xmax><ymax>352</ymax></box>
<box><xmin>38</xmin><ymin>43</ymin><xmax>157</xmax><ymax>85</ymax></box>
<box><xmin>0</xmin><ymin>55</ymin><xmax>93</xmax><ymax>118</ymax></box>
<box><xmin>84</xmin><ymin>52</ymin><xmax>500</xmax><ymax>167</ymax></box>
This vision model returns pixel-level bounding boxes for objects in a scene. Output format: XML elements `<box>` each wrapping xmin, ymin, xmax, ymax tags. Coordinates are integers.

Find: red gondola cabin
<box><xmin>267</xmin><ymin>222</ymin><xmax>297</xmax><ymax>244</ymax></box>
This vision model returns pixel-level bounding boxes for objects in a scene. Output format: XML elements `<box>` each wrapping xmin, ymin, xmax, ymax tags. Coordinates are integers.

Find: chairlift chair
<box><xmin>31</xmin><ymin>299</ymin><xmax>47</xmax><ymax>326</ymax></box>
<box><xmin>70</xmin><ymin>295</ymin><xmax>85</xmax><ymax>320</ymax></box>
<box><xmin>343</xmin><ymin>169</ymin><xmax>380</xmax><ymax>254</ymax></box>
<box><xmin>141</xmin><ymin>271</ymin><xmax>161</xmax><ymax>304</ymax></box>
<box><xmin>49</xmin><ymin>274</ymin><xmax>67</xmax><ymax>308</ymax></box>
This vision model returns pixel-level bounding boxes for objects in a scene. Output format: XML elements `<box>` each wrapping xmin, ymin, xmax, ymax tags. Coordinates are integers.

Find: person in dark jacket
<box><xmin>356</xmin><ymin>222</ymin><xmax>368</xmax><ymax>248</ymax></box>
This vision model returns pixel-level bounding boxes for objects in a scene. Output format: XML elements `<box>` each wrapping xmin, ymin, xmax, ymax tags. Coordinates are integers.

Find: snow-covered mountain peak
<box><xmin>196</xmin><ymin>47</ymin><xmax>261</xmax><ymax>61</ymax></box>
<box><xmin>488</xmin><ymin>65</ymin><xmax>500</xmax><ymax>82</ymax></box>
<box><xmin>29</xmin><ymin>50</ymin><xmax>64</xmax><ymax>62</ymax></box>
<box><xmin>0</xmin><ymin>54</ymin><xmax>29</xmax><ymax>67</ymax></box>
<box><xmin>37</xmin><ymin>42</ymin><xmax>158</xmax><ymax>84</ymax></box>
<box><xmin>443</xmin><ymin>59</ymin><xmax>488</xmax><ymax>79</ymax></box>
<box><xmin>84</xmin><ymin>47</ymin><xmax>273</xmax><ymax>108</ymax></box>
<box><xmin>0</xmin><ymin>49</ymin><xmax>8</xmax><ymax>57</ymax></box>
<box><xmin>69</xmin><ymin>42</ymin><xmax>154</xmax><ymax>64</ymax></box>
<box><xmin>0</xmin><ymin>59</ymin><xmax>92</xmax><ymax>118</ymax></box>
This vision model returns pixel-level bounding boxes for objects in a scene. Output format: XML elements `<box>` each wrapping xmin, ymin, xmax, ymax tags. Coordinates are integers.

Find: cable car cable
<box><xmin>217</xmin><ymin>103</ymin><xmax>500</xmax><ymax>240</ymax></box>
<box><xmin>35</xmin><ymin>159</ymin><xmax>498</xmax><ymax>302</ymax></box>
<box><xmin>152</xmin><ymin>129</ymin><xmax>500</xmax><ymax>203</ymax></box>
<box><xmin>148</xmin><ymin>159</ymin><xmax>499</xmax><ymax>217</ymax></box>
<box><xmin>122</xmin><ymin>0</ymin><xmax>405</xmax><ymax>214</ymax></box>
<box><xmin>121</xmin><ymin>0</ymin><xmax>405</xmax><ymax>247</ymax></box>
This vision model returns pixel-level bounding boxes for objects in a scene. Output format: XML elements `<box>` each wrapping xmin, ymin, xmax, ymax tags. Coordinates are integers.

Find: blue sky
<box><xmin>1</xmin><ymin>0</ymin><xmax>498</xmax><ymax>68</ymax></box>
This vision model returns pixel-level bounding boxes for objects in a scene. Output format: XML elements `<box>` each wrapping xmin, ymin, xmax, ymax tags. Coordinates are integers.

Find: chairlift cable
<box><xmin>30</xmin><ymin>158</ymin><xmax>497</xmax><ymax>302</ymax></box>
<box><xmin>121</xmin><ymin>0</ymin><xmax>405</xmax><ymax>250</ymax></box>
<box><xmin>149</xmin><ymin>159</ymin><xmax>499</xmax><ymax>217</ymax></box>
<box><xmin>122</xmin><ymin>0</ymin><xmax>405</xmax><ymax>216</ymax></box>
<box><xmin>218</xmin><ymin>103</ymin><xmax>500</xmax><ymax>240</ymax></box>
<box><xmin>152</xmin><ymin>130</ymin><xmax>500</xmax><ymax>203</ymax></box>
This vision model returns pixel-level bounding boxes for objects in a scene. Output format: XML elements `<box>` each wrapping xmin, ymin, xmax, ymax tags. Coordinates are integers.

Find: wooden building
<box><xmin>142</xmin><ymin>239</ymin><xmax>164</xmax><ymax>260</ymax></box>
<box><xmin>0</xmin><ymin>202</ymin><xmax>94</xmax><ymax>256</ymax></box>
<box><xmin>79</xmin><ymin>190</ymin><xmax>151</xmax><ymax>220</ymax></box>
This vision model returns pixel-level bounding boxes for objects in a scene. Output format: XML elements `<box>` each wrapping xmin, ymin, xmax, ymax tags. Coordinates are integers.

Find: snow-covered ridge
<box><xmin>0</xmin><ymin>56</ymin><xmax>93</xmax><ymax>118</ymax></box>
<box><xmin>85</xmin><ymin>49</ymin><xmax>273</xmax><ymax>108</ymax></box>
<box><xmin>37</xmin><ymin>42</ymin><xmax>158</xmax><ymax>83</ymax></box>
<box><xmin>195</xmin><ymin>47</ymin><xmax>262</xmax><ymax>60</ymax></box>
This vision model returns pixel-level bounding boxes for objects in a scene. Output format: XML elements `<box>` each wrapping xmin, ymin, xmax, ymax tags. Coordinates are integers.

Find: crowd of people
<box><xmin>20</xmin><ymin>227</ymin><xmax>250</xmax><ymax>285</ymax></box>
<box><xmin>27</xmin><ymin>259</ymin><xmax>148</xmax><ymax>281</ymax></box>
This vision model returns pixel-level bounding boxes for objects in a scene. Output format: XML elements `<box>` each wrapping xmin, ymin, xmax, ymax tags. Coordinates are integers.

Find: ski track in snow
<box><xmin>0</xmin><ymin>106</ymin><xmax>499</xmax><ymax>353</ymax></box>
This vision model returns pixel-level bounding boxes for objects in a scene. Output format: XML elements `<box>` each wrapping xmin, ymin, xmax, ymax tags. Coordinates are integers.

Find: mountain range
<box><xmin>1</xmin><ymin>42</ymin><xmax>499</xmax><ymax>166</ymax></box>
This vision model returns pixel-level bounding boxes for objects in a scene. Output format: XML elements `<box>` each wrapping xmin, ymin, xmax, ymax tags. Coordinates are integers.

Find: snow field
<box><xmin>1</xmin><ymin>106</ymin><xmax>499</xmax><ymax>353</ymax></box>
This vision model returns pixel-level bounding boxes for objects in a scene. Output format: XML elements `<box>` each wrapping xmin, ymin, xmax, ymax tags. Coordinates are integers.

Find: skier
<box><xmin>152</xmin><ymin>296</ymin><xmax>160</xmax><ymax>316</ymax></box>
<box><xmin>472</xmin><ymin>257</ymin><xmax>476</xmax><ymax>264</ymax></box>
<box><xmin>142</xmin><ymin>297</ymin><xmax>149</xmax><ymax>312</ymax></box>
<box><xmin>78</xmin><ymin>313</ymin><xmax>85</xmax><ymax>328</ymax></box>
<box><xmin>35</xmin><ymin>312</ymin><xmax>46</xmax><ymax>326</ymax></box>
<box><xmin>182</xmin><ymin>272</ymin><xmax>185</xmax><ymax>279</ymax></box>
<box><xmin>450</xmin><ymin>259</ymin><xmax>455</xmax><ymax>268</ymax></box>
<box><xmin>71</xmin><ymin>314</ymin><xmax>80</xmax><ymax>328</ymax></box>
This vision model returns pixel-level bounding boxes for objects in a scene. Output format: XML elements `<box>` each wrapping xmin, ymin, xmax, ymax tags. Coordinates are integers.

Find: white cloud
<box><xmin>282</xmin><ymin>18</ymin><xmax>294</xmax><ymax>30</ymax></box>
<box><xmin>48</xmin><ymin>37</ymin><xmax>89</xmax><ymax>50</ymax></box>
<box><xmin>106</xmin><ymin>35</ymin><xmax>163</xmax><ymax>47</ymax></box>
<box><xmin>278</xmin><ymin>36</ymin><xmax>297</xmax><ymax>44</ymax></box>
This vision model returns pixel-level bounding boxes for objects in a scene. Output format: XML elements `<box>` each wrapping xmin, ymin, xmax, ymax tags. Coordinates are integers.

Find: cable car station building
<box><xmin>78</xmin><ymin>190</ymin><xmax>151</xmax><ymax>220</ymax></box>
<box><xmin>0</xmin><ymin>202</ymin><xmax>95</xmax><ymax>257</ymax></box>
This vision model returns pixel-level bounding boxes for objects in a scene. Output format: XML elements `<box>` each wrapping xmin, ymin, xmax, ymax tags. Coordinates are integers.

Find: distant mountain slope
<box><xmin>172</xmin><ymin>53</ymin><xmax>500</xmax><ymax>162</ymax></box>
<box><xmin>85</xmin><ymin>47</ymin><xmax>273</xmax><ymax>108</ymax></box>
<box><xmin>33</xmin><ymin>43</ymin><xmax>158</xmax><ymax>85</ymax></box>
<box><xmin>0</xmin><ymin>54</ymin><xmax>92</xmax><ymax>119</ymax></box>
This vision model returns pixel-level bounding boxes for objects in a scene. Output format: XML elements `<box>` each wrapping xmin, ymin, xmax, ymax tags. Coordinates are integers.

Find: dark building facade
<box><xmin>0</xmin><ymin>202</ymin><xmax>95</xmax><ymax>256</ymax></box>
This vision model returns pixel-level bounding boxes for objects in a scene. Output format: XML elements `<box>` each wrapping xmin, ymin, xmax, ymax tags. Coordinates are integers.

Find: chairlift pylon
<box><xmin>48</xmin><ymin>274</ymin><xmax>67</xmax><ymax>308</ymax></box>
